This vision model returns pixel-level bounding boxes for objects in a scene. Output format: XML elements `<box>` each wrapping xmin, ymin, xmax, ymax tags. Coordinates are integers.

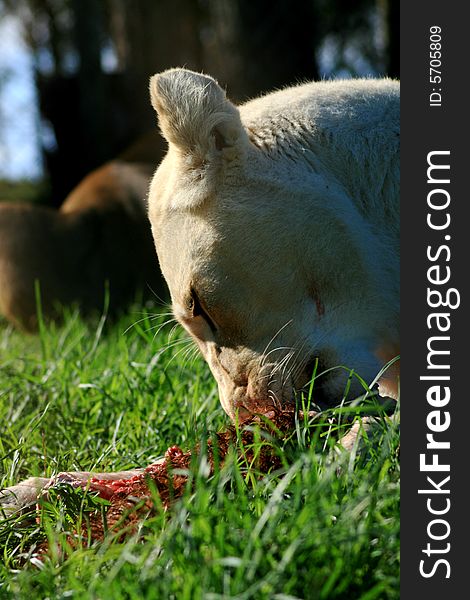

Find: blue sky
<box><xmin>0</xmin><ymin>13</ymin><xmax>43</xmax><ymax>180</ymax></box>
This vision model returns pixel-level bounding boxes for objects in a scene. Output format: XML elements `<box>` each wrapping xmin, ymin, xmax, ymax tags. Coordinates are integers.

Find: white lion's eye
<box><xmin>186</xmin><ymin>294</ymin><xmax>195</xmax><ymax>314</ymax></box>
<box><xmin>188</xmin><ymin>287</ymin><xmax>217</xmax><ymax>333</ymax></box>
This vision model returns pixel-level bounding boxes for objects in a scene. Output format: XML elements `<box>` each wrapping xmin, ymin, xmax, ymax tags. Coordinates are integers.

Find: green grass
<box><xmin>0</xmin><ymin>179</ymin><xmax>51</xmax><ymax>205</ymax></box>
<box><xmin>0</xmin><ymin>304</ymin><xmax>400</xmax><ymax>599</ymax></box>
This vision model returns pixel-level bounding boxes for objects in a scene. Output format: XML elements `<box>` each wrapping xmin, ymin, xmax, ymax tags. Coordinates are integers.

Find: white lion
<box><xmin>148</xmin><ymin>69</ymin><xmax>400</xmax><ymax>419</ymax></box>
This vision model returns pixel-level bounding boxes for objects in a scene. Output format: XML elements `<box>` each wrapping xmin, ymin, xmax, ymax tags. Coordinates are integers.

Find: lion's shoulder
<box><xmin>240</xmin><ymin>79</ymin><xmax>399</xmax><ymax>149</ymax></box>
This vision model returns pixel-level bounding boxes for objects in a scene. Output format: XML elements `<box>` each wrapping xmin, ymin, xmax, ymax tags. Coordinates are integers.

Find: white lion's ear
<box><xmin>149</xmin><ymin>69</ymin><xmax>245</xmax><ymax>158</ymax></box>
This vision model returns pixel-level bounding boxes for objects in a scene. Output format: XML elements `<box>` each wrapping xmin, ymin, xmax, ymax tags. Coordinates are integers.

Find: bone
<box><xmin>0</xmin><ymin>469</ymin><xmax>145</xmax><ymax>517</ymax></box>
<box><xmin>0</xmin><ymin>477</ymin><xmax>50</xmax><ymax>516</ymax></box>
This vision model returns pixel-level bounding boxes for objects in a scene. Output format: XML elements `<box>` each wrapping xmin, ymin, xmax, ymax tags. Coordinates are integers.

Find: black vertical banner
<box><xmin>401</xmin><ymin>2</ymin><xmax>468</xmax><ymax>597</ymax></box>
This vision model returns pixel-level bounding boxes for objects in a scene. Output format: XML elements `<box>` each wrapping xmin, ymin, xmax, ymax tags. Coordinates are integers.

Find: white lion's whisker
<box><xmin>260</xmin><ymin>319</ymin><xmax>294</xmax><ymax>368</ymax></box>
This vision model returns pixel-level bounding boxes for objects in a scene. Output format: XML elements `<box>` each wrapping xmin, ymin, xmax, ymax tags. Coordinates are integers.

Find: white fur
<box><xmin>148</xmin><ymin>69</ymin><xmax>399</xmax><ymax>419</ymax></box>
